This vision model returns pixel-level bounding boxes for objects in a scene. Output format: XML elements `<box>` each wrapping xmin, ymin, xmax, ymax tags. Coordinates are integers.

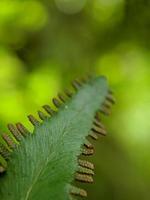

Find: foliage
<box><xmin>0</xmin><ymin>76</ymin><xmax>114</xmax><ymax>200</ymax></box>
<box><xmin>0</xmin><ymin>0</ymin><xmax>150</xmax><ymax>199</ymax></box>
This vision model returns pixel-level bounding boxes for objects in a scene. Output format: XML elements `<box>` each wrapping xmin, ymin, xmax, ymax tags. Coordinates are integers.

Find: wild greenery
<box><xmin>0</xmin><ymin>76</ymin><xmax>115</xmax><ymax>200</ymax></box>
<box><xmin>0</xmin><ymin>1</ymin><xmax>149</xmax><ymax>199</ymax></box>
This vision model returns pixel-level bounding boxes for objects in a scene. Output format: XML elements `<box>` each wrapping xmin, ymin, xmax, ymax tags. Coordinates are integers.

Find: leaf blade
<box><xmin>0</xmin><ymin>76</ymin><xmax>109</xmax><ymax>200</ymax></box>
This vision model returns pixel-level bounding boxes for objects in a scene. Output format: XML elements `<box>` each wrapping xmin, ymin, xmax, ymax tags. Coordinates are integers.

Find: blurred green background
<box><xmin>0</xmin><ymin>0</ymin><xmax>150</xmax><ymax>199</ymax></box>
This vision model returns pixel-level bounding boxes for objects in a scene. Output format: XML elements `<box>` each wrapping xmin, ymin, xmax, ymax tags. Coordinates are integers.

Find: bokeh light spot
<box><xmin>92</xmin><ymin>0</ymin><xmax>124</xmax><ymax>26</ymax></box>
<box><xmin>55</xmin><ymin>0</ymin><xmax>87</xmax><ymax>14</ymax></box>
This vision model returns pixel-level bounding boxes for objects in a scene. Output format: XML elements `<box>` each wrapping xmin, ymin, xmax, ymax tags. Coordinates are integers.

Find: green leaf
<box><xmin>0</xmin><ymin>76</ymin><xmax>112</xmax><ymax>200</ymax></box>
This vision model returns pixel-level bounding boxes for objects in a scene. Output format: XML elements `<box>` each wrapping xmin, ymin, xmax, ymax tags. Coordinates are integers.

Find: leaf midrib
<box><xmin>25</xmin><ymin>155</ymin><xmax>50</xmax><ymax>200</ymax></box>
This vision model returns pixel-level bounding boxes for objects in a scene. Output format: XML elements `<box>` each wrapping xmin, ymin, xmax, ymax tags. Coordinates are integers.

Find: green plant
<box><xmin>0</xmin><ymin>75</ymin><xmax>115</xmax><ymax>200</ymax></box>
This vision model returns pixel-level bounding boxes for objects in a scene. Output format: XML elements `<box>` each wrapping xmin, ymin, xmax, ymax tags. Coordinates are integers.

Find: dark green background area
<box><xmin>0</xmin><ymin>0</ymin><xmax>150</xmax><ymax>199</ymax></box>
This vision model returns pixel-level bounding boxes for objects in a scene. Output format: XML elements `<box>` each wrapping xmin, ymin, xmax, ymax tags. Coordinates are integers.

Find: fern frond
<box><xmin>0</xmin><ymin>76</ymin><xmax>115</xmax><ymax>200</ymax></box>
